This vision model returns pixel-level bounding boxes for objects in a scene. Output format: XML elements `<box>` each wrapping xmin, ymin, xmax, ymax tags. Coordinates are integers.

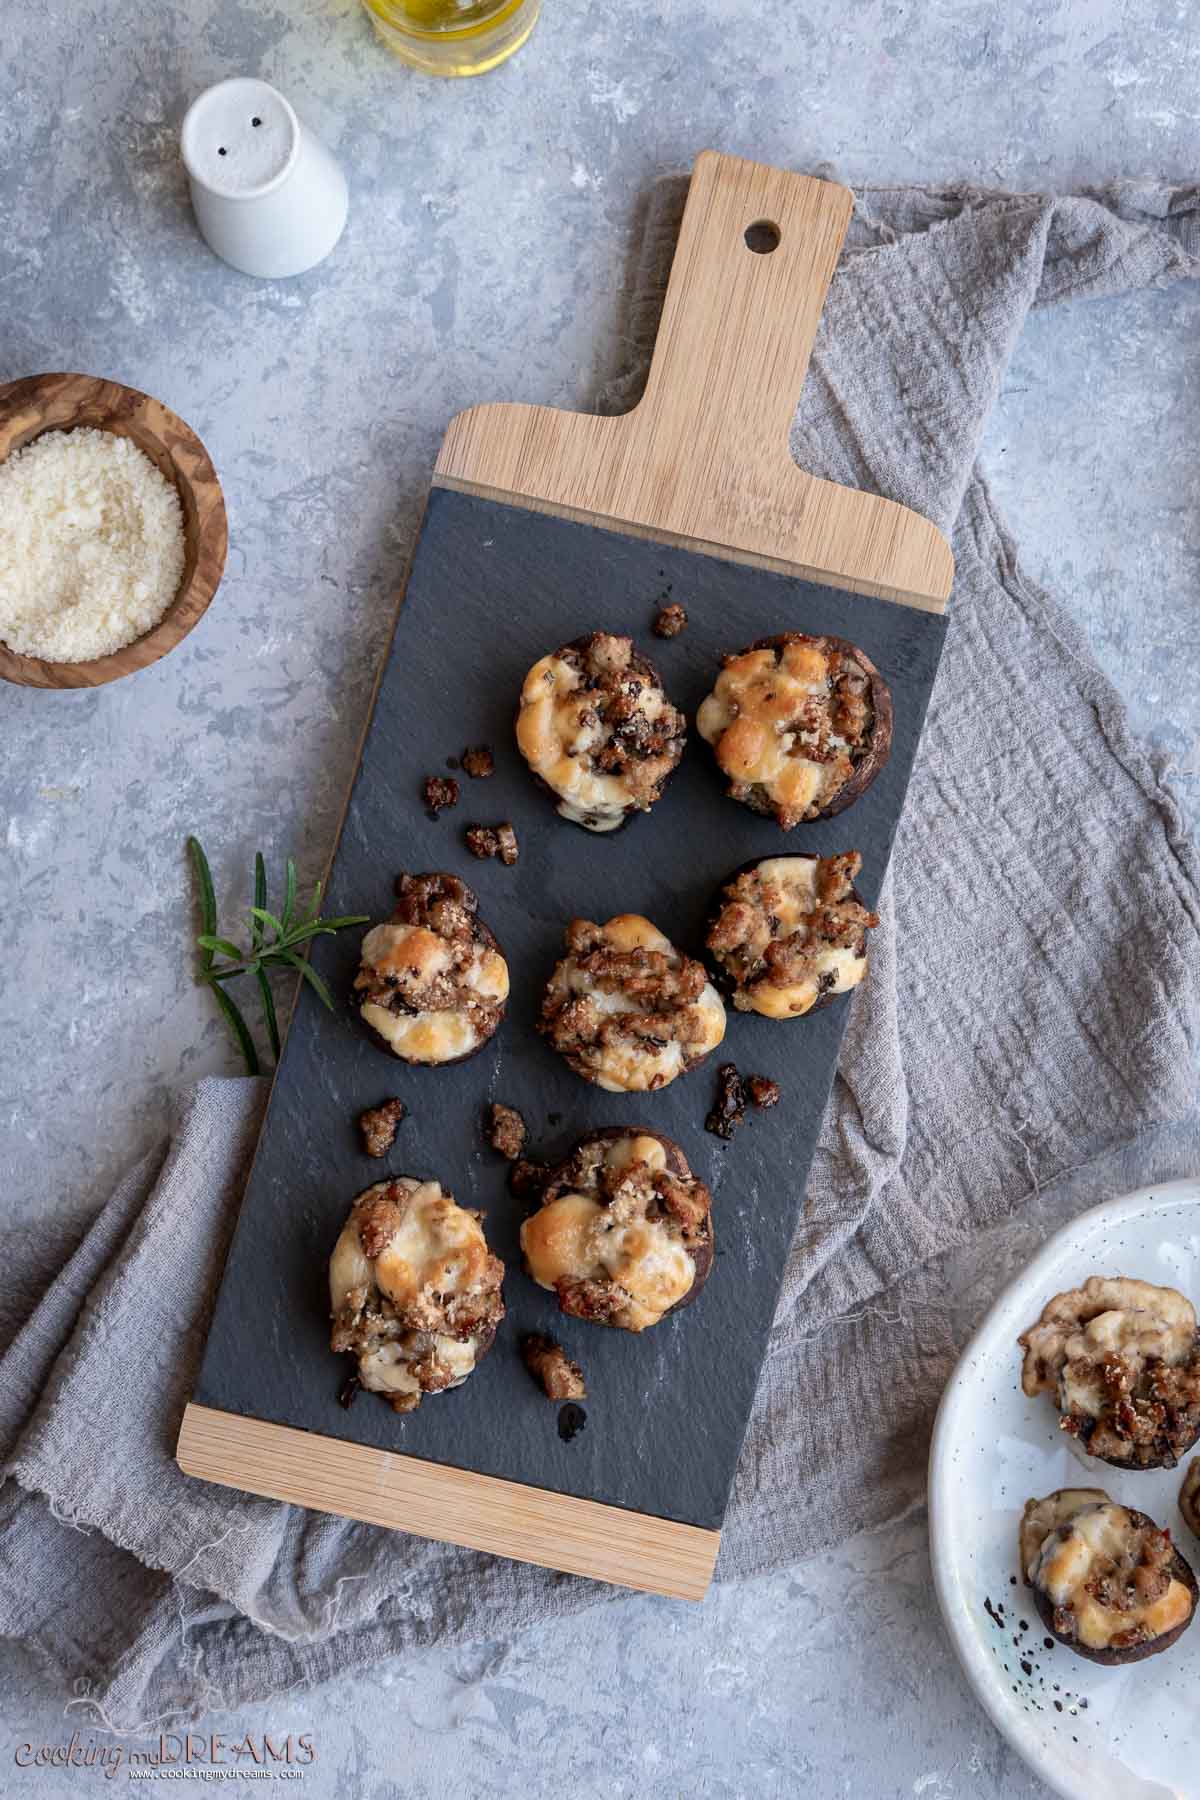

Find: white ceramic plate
<box><xmin>930</xmin><ymin>1178</ymin><xmax>1200</xmax><ymax>1800</ymax></box>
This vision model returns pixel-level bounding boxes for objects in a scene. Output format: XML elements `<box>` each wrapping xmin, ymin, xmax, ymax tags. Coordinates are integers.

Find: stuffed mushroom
<box><xmin>1018</xmin><ymin>1275</ymin><xmax>1200</xmax><ymax>1470</ymax></box>
<box><xmin>1180</xmin><ymin>1459</ymin><xmax>1200</xmax><ymax>1538</ymax></box>
<box><xmin>539</xmin><ymin>914</ymin><xmax>726</xmax><ymax>1092</ymax></box>
<box><xmin>521</xmin><ymin>1127</ymin><xmax>713</xmax><ymax>1332</ymax></box>
<box><xmin>515</xmin><ymin>631</ymin><xmax>686</xmax><ymax>832</ymax></box>
<box><xmin>696</xmin><ymin>633</ymin><xmax>891</xmax><ymax>828</ymax></box>
<box><xmin>353</xmin><ymin>871</ymin><xmax>508</xmax><ymax>1065</ymax></box>
<box><xmin>706</xmin><ymin>851</ymin><xmax>878</xmax><ymax>1018</ymax></box>
<box><xmin>1020</xmin><ymin>1488</ymin><xmax>1197</xmax><ymax>1665</ymax></box>
<box><xmin>330</xmin><ymin>1177</ymin><xmax>506</xmax><ymax>1414</ymax></box>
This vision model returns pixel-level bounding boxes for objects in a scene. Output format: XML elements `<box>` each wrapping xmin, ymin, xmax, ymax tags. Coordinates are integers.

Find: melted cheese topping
<box><xmin>359</xmin><ymin>1335</ymin><xmax>477</xmax><ymax>1399</ymax></box>
<box><xmin>557</xmin><ymin>916</ymin><xmax>726</xmax><ymax>1092</ymax></box>
<box><xmin>516</xmin><ymin>651</ymin><xmax>673</xmax><ymax>831</ymax></box>
<box><xmin>520</xmin><ymin>1135</ymin><xmax>694</xmax><ymax>1331</ymax></box>
<box><xmin>735</xmin><ymin>857</ymin><xmax>868</xmax><ymax>1018</ymax></box>
<box><xmin>357</xmin><ymin>921</ymin><xmax>509</xmax><ymax>1063</ymax></box>
<box><xmin>1022</xmin><ymin>1492</ymin><xmax>1194</xmax><ymax>1651</ymax></box>
<box><xmin>330</xmin><ymin>1179</ymin><xmax>491</xmax><ymax>1314</ymax></box>
<box><xmin>1020</xmin><ymin>1277</ymin><xmax>1198</xmax><ymax>1403</ymax></box>
<box><xmin>697</xmin><ymin>641</ymin><xmax>854</xmax><ymax>816</ymax></box>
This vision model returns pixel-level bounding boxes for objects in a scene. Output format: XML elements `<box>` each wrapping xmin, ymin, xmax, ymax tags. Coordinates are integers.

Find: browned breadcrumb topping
<box><xmin>509</xmin><ymin>1158</ymin><xmax>548</xmax><ymax>1197</ymax></box>
<box><xmin>708</xmin><ymin>853</ymin><xmax>878</xmax><ymax>1010</ymax></box>
<box><xmin>653</xmin><ymin>602</ymin><xmax>688</xmax><ymax>638</ymax></box>
<box><xmin>354</xmin><ymin>872</ymin><xmax>504</xmax><ymax>1046</ymax></box>
<box><xmin>331</xmin><ymin>1181</ymin><xmax>505</xmax><ymax>1415</ymax></box>
<box><xmin>461</xmin><ymin>745</ymin><xmax>495</xmax><ymax>778</ymax></box>
<box><xmin>521</xmin><ymin>1333</ymin><xmax>587</xmax><ymax>1401</ymax></box>
<box><xmin>484</xmin><ymin>1101</ymin><xmax>526</xmax><ymax>1160</ymax></box>
<box><xmin>357</xmin><ymin>1098</ymin><xmax>406</xmax><ymax>1158</ymax></box>
<box><xmin>423</xmin><ymin>775</ymin><xmax>459</xmax><ymax>816</ymax></box>
<box><xmin>465</xmin><ymin>822</ymin><xmax>519</xmax><ymax>865</ymax></box>
<box><xmin>706</xmin><ymin>1063</ymin><xmax>747</xmax><ymax>1139</ymax></box>
<box><xmin>540</xmin><ymin>918</ymin><xmax>716</xmax><ymax>1089</ymax></box>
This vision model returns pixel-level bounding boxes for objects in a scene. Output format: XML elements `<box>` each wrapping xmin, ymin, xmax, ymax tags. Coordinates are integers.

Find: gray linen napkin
<box><xmin>2</xmin><ymin>178</ymin><xmax>1198</xmax><ymax>1728</ymax></box>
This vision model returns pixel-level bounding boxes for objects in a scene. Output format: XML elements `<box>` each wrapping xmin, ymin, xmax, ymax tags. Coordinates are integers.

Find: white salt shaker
<box><xmin>181</xmin><ymin>78</ymin><xmax>348</xmax><ymax>280</ymax></box>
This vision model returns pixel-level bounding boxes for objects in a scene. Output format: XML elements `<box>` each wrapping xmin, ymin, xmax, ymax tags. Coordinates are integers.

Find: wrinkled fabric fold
<box><xmin>1</xmin><ymin>175</ymin><xmax>1198</xmax><ymax>1726</ymax></box>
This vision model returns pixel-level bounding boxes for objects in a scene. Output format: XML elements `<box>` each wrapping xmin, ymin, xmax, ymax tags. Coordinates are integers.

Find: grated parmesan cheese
<box><xmin>0</xmin><ymin>427</ymin><xmax>186</xmax><ymax>662</ymax></box>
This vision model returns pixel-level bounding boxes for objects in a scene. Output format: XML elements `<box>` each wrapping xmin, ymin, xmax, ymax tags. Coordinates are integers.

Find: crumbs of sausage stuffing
<box><xmin>484</xmin><ymin>1101</ymin><xmax>527</xmax><ymax>1160</ymax></box>
<box><xmin>461</xmin><ymin>745</ymin><xmax>495</xmax><ymax>779</ymax></box>
<box><xmin>357</xmin><ymin>1097</ymin><xmax>406</xmax><ymax>1157</ymax></box>
<box><xmin>746</xmin><ymin>1074</ymin><xmax>781</xmax><ymax>1109</ymax></box>
<box><xmin>509</xmin><ymin>1158</ymin><xmax>549</xmax><ymax>1197</ymax></box>
<box><xmin>465</xmin><ymin>822</ymin><xmax>519</xmax><ymax>865</ymax></box>
<box><xmin>653</xmin><ymin>602</ymin><xmax>688</xmax><ymax>639</ymax></box>
<box><xmin>521</xmin><ymin>1333</ymin><xmax>587</xmax><ymax>1401</ymax></box>
<box><xmin>706</xmin><ymin>1066</ymin><xmax>781</xmax><ymax>1138</ymax></box>
<box><xmin>423</xmin><ymin>774</ymin><xmax>459</xmax><ymax>817</ymax></box>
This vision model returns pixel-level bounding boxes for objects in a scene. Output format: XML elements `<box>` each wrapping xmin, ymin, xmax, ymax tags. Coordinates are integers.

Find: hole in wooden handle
<box><xmin>743</xmin><ymin>219</ymin><xmax>781</xmax><ymax>254</ymax></box>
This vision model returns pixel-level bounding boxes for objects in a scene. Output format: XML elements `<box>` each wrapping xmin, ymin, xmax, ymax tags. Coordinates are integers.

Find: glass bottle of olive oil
<box><xmin>362</xmin><ymin>0</ymin><xmax>540</xmax><ymax>76</ymax></box>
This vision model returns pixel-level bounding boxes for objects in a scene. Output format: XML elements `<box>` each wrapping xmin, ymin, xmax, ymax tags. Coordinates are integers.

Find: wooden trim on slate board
<box><xmin>177</xmin><ymin>1403</ymin><xmax>721</xmax><ymax>1601</ymax></box>
<box><xmin>436</xmin><ymin>151</ymin><xmax>954</xmax><ymax>612</ymax></box>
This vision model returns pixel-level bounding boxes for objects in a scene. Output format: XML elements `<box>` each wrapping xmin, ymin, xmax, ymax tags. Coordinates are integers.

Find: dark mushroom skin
<box><xmin>1180</xmin><ymin>1459</ymin><xmax>1200</xmax><ymax>1538</ymax></box>
<box><xmin>1024</xmin><ymin>1498</ymin><xmax>1198</xmax><ymax>1666</ymax></box>
<box><xmin>696</xmin><ymin>633</ymin><xmax>893</xmax><ymax>826</ymax></box>
<box><xmin>353</xmin><ymin>872</ymin><xmax>508</xmax><ymax>1068</ymax></box>
<box><xmin>514</xmin><ymin>632</ymin><xmax>686</xmax><ymax>834</ymax></box>
<box><xmin>528</xmin><ymin>1125</ymin><xmax>714</xmax><ymax>1327</ymax></box>
<box><xmin>703</xmin><ymin>853</ymin><xmax>877</xmax><ymax>1020</ymax></box>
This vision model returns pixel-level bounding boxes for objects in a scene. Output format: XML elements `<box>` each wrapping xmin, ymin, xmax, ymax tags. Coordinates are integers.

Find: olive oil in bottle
<box><xmin>362</xmin><ymin>0</ymin><xmax>541</xmax><ymax>76</ymax></box>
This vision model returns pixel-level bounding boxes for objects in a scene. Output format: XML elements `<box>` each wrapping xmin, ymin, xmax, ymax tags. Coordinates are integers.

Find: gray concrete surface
<box><xmin>2</xmin><ymin>0</ymin><xmax>1198</xmax><ymax>1793</ymax></box>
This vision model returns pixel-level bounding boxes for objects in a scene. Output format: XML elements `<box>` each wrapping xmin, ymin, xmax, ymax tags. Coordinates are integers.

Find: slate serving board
<box><xmin>193</xmin><ymin>488</ymin><xmax>948</xmax><ymax>1529</ymax></box>
<box><xmin>179</xmin><ymin>153</ymin><xmax>955</xmax><ymax>1598</ymax></box>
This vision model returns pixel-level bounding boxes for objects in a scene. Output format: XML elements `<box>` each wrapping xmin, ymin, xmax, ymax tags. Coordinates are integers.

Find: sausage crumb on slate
<box><xmin>653</xmin><ymin>602</ymin><xmax>688</xmax><ymax>638</ymax></box>
<box><xmin>484</xmin><ymin>1101</ymin><xmax>527</xmax><ymax>1160</ymax></box>
<box><xmin>746</xmin><ymin>1074</ymin><xmax>781</xmax><ymax>1109</ymax></box>
<box><xmin>509</xmin><ymin>1158</ymin><xmax>549</xmax><ymax>1197</ymax></box>
<box><xmin>521</xmin><ymin>1333</ymin><xmax>587</xmax><ymax>1401</ymax></box>
<box><xmin>461</xmin><ymin>745</ymin><xmax>495</xmax><ymax>778</ymax></box>
<box><xmin>423</xmin><ymin>775</ymin><xmax>459</xmax><ymax>816</ymax></box>
<box><xmin>705</xmin><ymin>1066</ymin><xmax>781</xmax><ymax>1138</ymax></box>
<box><xmin>357</xmin><ymin>1098</ymin><xmax>406</xmax><ymax>1157</ymax></box>
<box><xmin>705</xmin><ymin>1063</ymin><xmax>747</xmax><ymax>1139</ymax></box>
<box><xmin>465</xmin><ymin>822</ymin><xmax>519</xmax><ymax>865</ymax></box>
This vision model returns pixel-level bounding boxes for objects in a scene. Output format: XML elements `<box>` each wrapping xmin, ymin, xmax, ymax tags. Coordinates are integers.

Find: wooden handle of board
<box><xmin>436</xmin><ymin>151</ymin><xmax>953</xmax><ymax>610</ymax></box>
<box><xmin>633</xmin><ymin>152</ymin><xmax>853</xmax><ymax>510</ymax></box>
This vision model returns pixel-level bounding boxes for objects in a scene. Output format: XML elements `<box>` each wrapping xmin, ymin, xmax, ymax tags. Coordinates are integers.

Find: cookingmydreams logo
<box><xmin>14</xmin><ymin>1732</ymin><xmax>317</xmax><ymax>1780</ymax></box>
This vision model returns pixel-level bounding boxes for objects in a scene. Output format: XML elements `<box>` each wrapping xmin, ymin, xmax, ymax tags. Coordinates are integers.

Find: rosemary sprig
<box><xmin>187</xmin><ymin>836</ymin><xmax>367</xmax><ymax>1075</ymax></box>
